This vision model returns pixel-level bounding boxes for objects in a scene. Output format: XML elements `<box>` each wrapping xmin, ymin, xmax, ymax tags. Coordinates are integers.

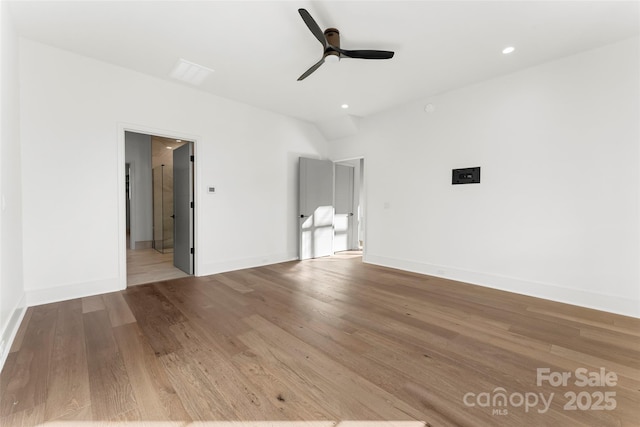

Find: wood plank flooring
<box><xmin>1</xmin><ymin>253</ymin><xmax>639</xmax><ymax>426</ymax></box>
<box><xmin>127</xmin><ymin>247</ymin><xmax>189</xmax><ymax>287</ymax></box>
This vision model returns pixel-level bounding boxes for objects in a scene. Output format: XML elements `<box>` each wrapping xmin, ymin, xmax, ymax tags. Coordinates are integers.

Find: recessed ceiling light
<box><xmin>170</xmin><ymin>58</ymin><xmax>214</xmax><ymax>86</ymax></box>
<box><xmin>166</xmin><ymin>146</ymin><xmax>172</xmax><ymax>150</ymax></box>
<box><xmin>502</xmin><ymin>46</ymin><xmax>515</xmax><ymax>55</ymax></box>
<box><xmin>176</xmin><ymin>139</ymin><xmax>182</xmax><ymax>142</ymax></box>
<box><xmin>341</xmin><ymin>104</ymin><xmax>349</xmax><ymax>109</ymax></box>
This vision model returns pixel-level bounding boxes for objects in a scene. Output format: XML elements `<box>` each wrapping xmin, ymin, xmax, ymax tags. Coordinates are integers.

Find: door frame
<box><xmin>117</xmin><ymin>123</ymin><xmax>200</xmax><ymax>289</ymax></box>
<box><xmin>333</xmin><ymin>162</ymin><xmax>355</xmax><ymax>252</ymax></box>
<box><xmin>333</xmin><ymin>156</ymin><xmax>366</xmax><ymax>258</ymax></box>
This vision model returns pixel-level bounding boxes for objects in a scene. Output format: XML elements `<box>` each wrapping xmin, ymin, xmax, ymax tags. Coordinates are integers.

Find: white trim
<box><xmin>26</xmin><ymin>277</ymin><xmax>120</xmax><ymax>307</ymax></box>
<box><xmin>200</xmin><ymin>252</ymin><xmax>298</xmax><ymax>276</ymax></box>
<box><xmin>117</xmin><ymin>123</ymin><xmax>201</xmax><ymax>286</ymax></box>
<box><xmin>332</xmin><ymin>156</ymin><xmax>366</xmax><ymax>256</ymax></box>
<box><xmin>0</xmin><ymin>293</ymin><xmax>27</xmax><ymax>372</ymax></box>
<box><xmin>362</xmin><ymin>158</ymin><xmax>367</xmax><ymax>259</ymax></box>
<box><xmin>332</xmin><ymin>155</ymin><xmax>365</xmax><ymax>163</ymax></box>
<box><xmin>117</xmin><ymin>125</ymin><xmax>128</xmax><ymax>289</ymax></box>
<box><xmin>364</xmin><ymin>254</ymin><xmax>640</xmax><ymax>318</ymax></box>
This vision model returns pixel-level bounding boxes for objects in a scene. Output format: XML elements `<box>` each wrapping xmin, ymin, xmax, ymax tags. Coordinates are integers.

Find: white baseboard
<box><xmin>25</xmin><ymin>277</ymin><xmax>121</xmax><ymax>307</ymax></box>
<box><xmin>0</xmin><ymin>293</ymin><xmax>27</xmax><ymax>373</ymax></box>
<box><xmin>199</xmin><ymin>252</ymin><xmax>299</xmax><ymax>276</ymax></box>
<box><xmin>364</xmin><ymin>254</ymin><xmax>639</xmax><ymax>318</ymax></box>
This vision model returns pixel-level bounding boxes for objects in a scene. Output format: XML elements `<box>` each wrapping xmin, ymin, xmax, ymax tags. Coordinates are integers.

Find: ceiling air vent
<box><xmin>170</xmin><ymin>58</ymin><xmax>214</xmax><ymax>86</ymax></box>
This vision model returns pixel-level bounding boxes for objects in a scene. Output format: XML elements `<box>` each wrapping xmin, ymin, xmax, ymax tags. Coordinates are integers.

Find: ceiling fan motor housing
<box><xmin>324</xmin><ymin>28</ymin><xmax>340</xmax><ymax>60</ymax></box>
<box><xmin>296</xmin><ymin>8</ymin><xmax>394</xmax><ymax>80</ymax></box>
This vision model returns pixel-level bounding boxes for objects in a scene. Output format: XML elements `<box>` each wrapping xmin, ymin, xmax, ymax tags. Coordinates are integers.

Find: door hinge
<box><xmin>190</xmin><ymin>248</ymin><xmax>194</xmax><ymax>254</ymax></box>
<box><xmin>190</xmin><ymin>201</ymin><xmax>194</xmax><ymax>208</ymax></box>
<box><xmin>190</xmin><ymin>155</ymin><xmax>194</xmax><ymax>162</ymax></box>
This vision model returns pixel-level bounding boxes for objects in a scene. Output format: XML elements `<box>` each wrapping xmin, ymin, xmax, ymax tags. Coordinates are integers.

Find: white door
<box><xmin>334</xmin><ymin>164</ymin><xmax>354</xmax><ymax>252</ymax></box>
<box><xmin>173</xmin><ymin>143</ymin><xmax>194</xmax><ymax>274</ymax></box>
<box><xmin>299</xmin><ymin>157</ymin><xmax>334</xmax><ymax>260</ymax></box>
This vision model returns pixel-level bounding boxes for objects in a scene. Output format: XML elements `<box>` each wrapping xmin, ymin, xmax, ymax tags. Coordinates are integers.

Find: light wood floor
<box><xmin>127</xmin><ymin>247</ymin><xmax>189</xmax><ymax>287</ymax></box>
<box><xmin>1</xmin><ymin>254</ymin><xmax>639</xmax><ymax>426</ymax></box>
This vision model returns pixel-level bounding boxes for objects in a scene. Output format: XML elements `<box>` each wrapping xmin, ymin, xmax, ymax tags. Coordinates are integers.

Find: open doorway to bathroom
<box><xmin>334</xmin><ymin>157</ymin><xmax>365</xmax><ymax>256</ymax></box>
<box><xmin>125</xmin><ymin>131</ymin><xmax>195</xmax><ymax>286</ymax></box>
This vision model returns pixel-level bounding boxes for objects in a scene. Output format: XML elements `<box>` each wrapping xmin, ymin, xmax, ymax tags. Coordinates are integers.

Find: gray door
<box><xmin>299</xmin><ymin>157</ymin><xmax>334</xmax><ymax>260</ymax></box>
<box><xmin>173</xmin><ymin>143</ymin><xmax>194</xmax><ymax>274</ymax></box>
<box><xmin>334</xmin><ymin>164</ymin><xmax>354</xmax><ymax>252</ymax></box>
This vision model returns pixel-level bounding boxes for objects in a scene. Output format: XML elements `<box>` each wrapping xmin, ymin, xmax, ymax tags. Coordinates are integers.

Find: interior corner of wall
<box><xmin>0</xmin><ymin>292</ymin><xmax>28</xmax><ymax>372</ymax></box>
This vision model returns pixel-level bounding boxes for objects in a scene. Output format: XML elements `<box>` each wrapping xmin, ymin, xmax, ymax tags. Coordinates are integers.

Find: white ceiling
<box><xmin>8</xmin><ymin>1</ymin><xmax>640</xmax><ymax>127</ymax></box>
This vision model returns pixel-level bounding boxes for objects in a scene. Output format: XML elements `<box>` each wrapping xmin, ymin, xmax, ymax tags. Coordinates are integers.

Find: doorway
<box><xmin>124</xmin><ymin>131</ymin><xmax>195</xmax><ymax>286</ymax></box>
<box><xmin>298</xmin><ymin>157</ymin><xmax>364</xmax><ymax>260</ymax></box>
<box><xmin>334</xmin><ymin>158</ymin><xmax>364</xmax><ymax>253</ymax></box>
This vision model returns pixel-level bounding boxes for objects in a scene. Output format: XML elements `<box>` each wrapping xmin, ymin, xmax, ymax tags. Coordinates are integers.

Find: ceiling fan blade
<box><xmin>297</xmin><ymin>58</ymin><xmax>325</xmax><ymax>81</ymax></box>
<box><xmin>336</xmin><ymin>48</ymin><xmax>395</xmax><ymax>60</ymax></box>
<box><xmin>298</xmin><ymin>9</ymin><xmax>327</xmax><ymax>48</ymax></box>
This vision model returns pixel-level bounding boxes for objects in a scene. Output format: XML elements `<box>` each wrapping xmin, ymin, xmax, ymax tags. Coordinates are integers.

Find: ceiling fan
<box><xmin>297</xmin><ymin>8</ymin><xmax>395</xmax><ymax>81</ymax></box>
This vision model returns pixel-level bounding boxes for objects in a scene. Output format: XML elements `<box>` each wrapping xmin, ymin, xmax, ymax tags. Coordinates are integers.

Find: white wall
<box><xmin>0</xmin><ymin>2</ymin><xmax>26</xmax><ymax>368</ymax></box>
<box><xmin>329</xmin><ymin>37</ymin><xmax>640</xmax><ymax>317</ymax></box>
<box><xmin>20</xmin><ymin>39</ymin><xmax>328</xmax><ymax>305</ymax></box>
<box><xmin>124</xmin><ymin>131</ymin><xmax>152</xmax><ymax>249</ymax></box>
